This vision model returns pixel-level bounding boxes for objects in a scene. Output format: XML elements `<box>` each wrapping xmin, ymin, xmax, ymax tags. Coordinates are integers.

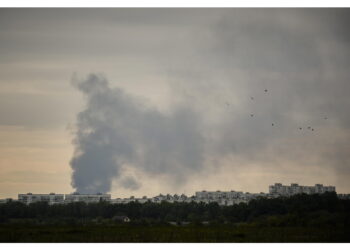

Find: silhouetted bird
<box><xmin>311</xmin><ymin>128</ymin><xmax>314</xmax><ymax>131</ymax></box>
<box><xmin>299</xmin><ymin>127</ymin><xmax>302</xmax><ymax>130</ymax></box>
<box><xmin>307</xmin><ymin>126</ymin><xmax>311</xmax><ymax>129</ymax></box>
<box><xmin>264</xmin><ymin>89</ymin><xmax>268</xmax><ymax>92</ymax></box>
<box><xmin>250</xmin><ymin>97</ymin><xmax>254</xmax><ymax>100</ymax></box>
<box><xmin>272</xmin><ymin>123</ymin><xmax>274</xmax><ymax>126</ymax></box>
<box><xmin>250</xmin><ymin>114</ymin><xmax>254</xmax><ymax>117</ymax></box>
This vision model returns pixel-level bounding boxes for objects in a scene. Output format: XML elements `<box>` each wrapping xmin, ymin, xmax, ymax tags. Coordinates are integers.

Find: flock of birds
<box><xmin>224</xmin><ymin>88</ymin><xmax>328</xmax><ymax>132</ymax></box>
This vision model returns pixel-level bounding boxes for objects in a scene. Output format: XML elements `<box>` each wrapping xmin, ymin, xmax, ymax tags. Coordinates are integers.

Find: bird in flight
<box><xmin>264</xmin><ymin>89</ymin><xmax>268</xmax><ymax>92</ymax></box>
<box><xmin>250</xmin><ymin>114</ymin><xmax>254</xmax><ymax>117</ymax></box>
<box><xmin>299</xmin><ymin>127</ymin><xmax>302</xmax><ymax>130</ymax></box>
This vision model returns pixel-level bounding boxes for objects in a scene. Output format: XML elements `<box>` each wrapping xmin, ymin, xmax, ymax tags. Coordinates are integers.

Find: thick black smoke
<box><xmin>70</xmin><ymin>74</ymin><xmax>204</xmax><ymax>194</ymax></box>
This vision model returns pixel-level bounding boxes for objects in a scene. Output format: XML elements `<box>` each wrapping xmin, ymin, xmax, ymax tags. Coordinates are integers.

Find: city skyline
<box><xmin>1</xmin><ymin>9</ymin><xmax>350</xmax><ymax>199</ymax></box>
<box><xmin>0</xmin><ymin>182</ymin><xmax>341</xmax><ymax>201</ymax></box>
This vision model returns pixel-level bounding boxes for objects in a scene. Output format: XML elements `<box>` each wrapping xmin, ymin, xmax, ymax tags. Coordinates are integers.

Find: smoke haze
<box><xmin>1</xmin><ymin>9</ymin><xmax>350</xmax><ymax>198</ymax></box>
<box><xmin>70</xmin><ymin>74</ymin><xmax>204</xmax><ymax>193</ymax></box>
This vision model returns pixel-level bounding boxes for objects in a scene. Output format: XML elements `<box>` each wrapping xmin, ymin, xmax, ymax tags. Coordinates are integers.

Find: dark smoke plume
<box><xmin>70</xmin><ymin>74</ymin><xmax>204</xmax><ymax>194</ymax></box>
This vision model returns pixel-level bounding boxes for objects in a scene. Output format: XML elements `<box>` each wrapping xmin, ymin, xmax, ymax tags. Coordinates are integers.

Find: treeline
<box><xmin>1</xmin><ymin>192</ymin><xmax>350</xmax><ymax>227</ymax></box>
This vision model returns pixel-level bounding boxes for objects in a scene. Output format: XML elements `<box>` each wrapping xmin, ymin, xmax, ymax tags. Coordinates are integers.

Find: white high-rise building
<box><xmin>269</xmin><ymin>183</ymin><xmax>336</xmax><ymax>196</ymax></box>
<box><xmin>18</xmin><ymin>193</ymin><xmax>64</xmax><ymax>205</ymax></box>
<box><xmin>195</xmin><ymin>190</ymin><xmax>268</xmax><ymax>205</ymax></box>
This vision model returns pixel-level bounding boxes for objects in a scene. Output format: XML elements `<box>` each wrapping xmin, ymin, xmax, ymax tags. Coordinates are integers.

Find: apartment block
<box><xmin>18</xmin><ymin>193</ymin><xmax>64</xmax><ymax>205</ymax></box>
<box><xmin>64</xmin><ymin>192</ymin><xmax>111</xmax><ymax>203</ymax></box>
<box><xmin>269</xmin><ymin>183</ymin><xmax>336</xmax><ymax>196</ymax></box>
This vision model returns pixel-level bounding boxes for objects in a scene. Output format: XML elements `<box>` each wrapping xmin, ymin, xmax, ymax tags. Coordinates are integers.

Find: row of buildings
<box><xmin>16</xmin><ymin>192</ymin><xmax>112</xmax><ymax>205</ymax></box>
<box><xmin>269</xmin><ymin>183</ymin><xmax>336</xmax><ymax>196</ymax></box>
<box><xmin>1</xmin><ymin>183</ymin><xmax>346</xmax><ymax>206</ymax></box>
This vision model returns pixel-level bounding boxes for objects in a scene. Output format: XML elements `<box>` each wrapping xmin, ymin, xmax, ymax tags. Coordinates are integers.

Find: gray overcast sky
<box><xmin>1</xmin><ymin>9</ymin><xmax>350</xmax><ymax>197</ymax></box>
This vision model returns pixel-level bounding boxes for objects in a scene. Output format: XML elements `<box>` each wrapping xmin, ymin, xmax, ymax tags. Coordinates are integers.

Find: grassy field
<box><xmin>1</xmin><ymin>224</ymin><xmax>349</xmax><ymax>243</ymax></box>
<box><xmin>1</xmin><ymin>194</ymin><xmax>349</xmax><ymax>242</ymax></box>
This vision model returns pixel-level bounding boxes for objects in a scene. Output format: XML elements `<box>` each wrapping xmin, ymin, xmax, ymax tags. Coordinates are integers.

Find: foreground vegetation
<box><xmin>0</xmin><ymin>192</ymin><xmax>349</xmax><ymax>242</ymax></box>
<box><xmin>1</xmin><ymin>223</ymin><xmax>349</xmax><ymax>242</ymax></box>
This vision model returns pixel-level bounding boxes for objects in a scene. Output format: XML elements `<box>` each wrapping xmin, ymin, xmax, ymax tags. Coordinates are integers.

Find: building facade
<box><xmin>18</xmin><ymin>193</ymin><xmax>64</xmax><ymax>205</ymax></box>
<box><xmin>64</xmin><ymin>193</ymin><xmax>111</xmax><ymax>203</ymax></box>
<box><xmin>195</xmin><ymin>190</ymin><xmax>268</xmax><ymax>205</ymax></box>
<box><xmin>269</xmin><ymin>183</ymin><xmax>336</xmax><ymax>196</ymax></box>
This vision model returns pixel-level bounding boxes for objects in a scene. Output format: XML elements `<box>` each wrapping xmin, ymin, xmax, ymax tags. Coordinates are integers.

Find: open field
<box><xmin>1</xmin><ymin>193</ymin><xmax>349</xmax><ymax>242</ymax></box>
<box><xmin>1</xmin><ymin>224</ymin><xmax>349</xmax><ymax>243</ymax></box>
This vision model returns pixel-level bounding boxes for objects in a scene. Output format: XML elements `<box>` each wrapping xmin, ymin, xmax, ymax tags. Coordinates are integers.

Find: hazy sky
<box><xmin>1</xmin><ymin>9</ymin><xmax>350</xmax><ymax>198</ymax></box>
